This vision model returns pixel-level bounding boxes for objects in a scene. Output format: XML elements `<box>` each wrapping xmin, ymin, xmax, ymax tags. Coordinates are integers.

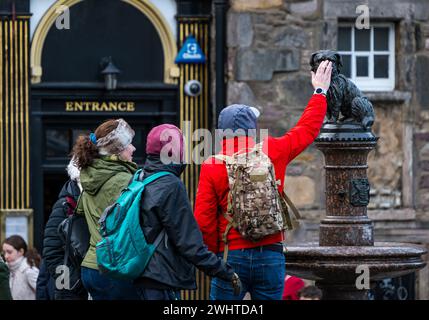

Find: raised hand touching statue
<box><xmin>310</xmin><ymin>50</ymin><xmax>375</xmax><ymax>129</ymax></box>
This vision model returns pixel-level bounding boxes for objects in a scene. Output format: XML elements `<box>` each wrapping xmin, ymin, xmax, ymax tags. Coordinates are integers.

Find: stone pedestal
<box><xmin>316</xmin><ymin>123</ymin><xmax>377</xmax><ymax>246</ymax></box>
<box><xmin>315</xmin><ymin>283</ymin><xmax>373</xmax><ymax>300</ymax></box>
<box><xmin>285</xmin><ymin>123</ymin><xmax>427</xmax><ymax>300</ymax></box>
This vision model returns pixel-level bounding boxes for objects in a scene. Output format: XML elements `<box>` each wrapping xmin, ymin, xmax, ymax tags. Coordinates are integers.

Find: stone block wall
<box><xmin>367</xmin><ymin>103</ymin><xmax>404</xmax><ymax>210</ymax></box>
<box><xmin>416</xmin><ymin>130</ymin><xmax>429</xmax><ymax>218</ymax></box>
<box><xmin>227</xmin><ymin>0</ymin><xmax>325</xmax><ymax>212</ymax></box>
<box><xmin>226</xmin><ymin>0</ymin><xmax>429</xmax><ymax>216</ymax></box>
<box><xmin>415</xmin><ymin>14</ymin><xmax>429</xmax><ymax>221</ymax></box>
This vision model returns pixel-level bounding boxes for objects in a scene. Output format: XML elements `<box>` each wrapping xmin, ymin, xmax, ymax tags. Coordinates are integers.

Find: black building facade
<box><xmin>1</xmin><ymin>0</ymin><xmax>225</xmax><ymax>299</ymax></box>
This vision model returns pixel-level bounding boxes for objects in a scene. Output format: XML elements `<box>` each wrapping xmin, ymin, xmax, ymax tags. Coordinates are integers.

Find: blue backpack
<box><xmin>96</xmin><ymin>169</ymin><xmax>171</xmax><ymax>280</ymax></box>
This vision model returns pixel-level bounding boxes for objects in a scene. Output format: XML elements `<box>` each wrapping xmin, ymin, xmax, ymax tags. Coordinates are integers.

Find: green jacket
<box><xmin>77</xmin><ymin>156</ymin><xmax>138</xmax><ymax>270</ymax></box>
<box><xmin>0</xmin><ymin>257</ymin><xmax>12</xmax><ymax>300</ymax></box>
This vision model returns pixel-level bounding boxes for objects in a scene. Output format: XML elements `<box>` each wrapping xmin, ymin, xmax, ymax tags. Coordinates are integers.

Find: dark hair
<box><xmin>3</xmin><ymin>235</ymin><xmax>41</xmax><ymax>268</ymax></box>
<box><xmin>298</xmin><ymin>285</ymin><xmax>323</xmax><ymax>300</ymax></box>
<box><xmin>71</xmin><ymin>119</ymin><xmax>119</xmax><ymax>169</ymax></box>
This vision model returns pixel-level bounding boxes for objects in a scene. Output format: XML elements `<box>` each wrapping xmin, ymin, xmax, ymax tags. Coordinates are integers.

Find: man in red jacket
<box><xmin>194</xmin><ymin>60</ymin><xmax>332</xmax><ymax>300</ymax></box>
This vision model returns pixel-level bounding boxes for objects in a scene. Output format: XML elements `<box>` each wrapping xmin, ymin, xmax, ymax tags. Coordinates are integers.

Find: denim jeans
<box><xmin>210</xmin><ymin>247</ymin><xmax>286</xmax><ymax>300</ymax></box>
<box><xmin>81</xmin><ymin>267</ymin><xmax>140</xmax><ymax>300</ymax></box>
<box><xmin>134</xmin><ymin>286</ymin><xmax>181</xmax><ymax>300</ymax></box>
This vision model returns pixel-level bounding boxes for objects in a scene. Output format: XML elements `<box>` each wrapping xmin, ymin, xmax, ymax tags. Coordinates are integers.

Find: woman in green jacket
<box><xmin>71</xmin><ymin>118</ymin><xmax>139</xmax><ymax>300</ymax></box>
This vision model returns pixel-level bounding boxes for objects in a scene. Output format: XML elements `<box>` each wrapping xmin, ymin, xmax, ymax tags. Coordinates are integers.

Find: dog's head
<box><xmin>310</xmin><ymin>50</ymin><xmax>342</xmax><ymax>78</ymax></box>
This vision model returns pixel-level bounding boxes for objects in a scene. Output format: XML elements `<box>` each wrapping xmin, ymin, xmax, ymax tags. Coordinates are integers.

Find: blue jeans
<box><xmin>81</xmin><ymin>267</ymin><xmax>140</xmax><ymax>300</ymax></box>
<box><xmin>210</xmin><ymin>247</ymin><xmax>285</xmax><ymax>300</ymax></box>
<box><xmin>135</xmin><ymin>286</ymin><xmax>181</xmax><ymax>300</ymax></box>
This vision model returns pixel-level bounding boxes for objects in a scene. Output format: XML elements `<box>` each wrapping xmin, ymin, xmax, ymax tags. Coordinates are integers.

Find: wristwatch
<box><xmin>314</xmin><ymin>87</ymin><xmax>327</xmax><ymax>96</ymax></box>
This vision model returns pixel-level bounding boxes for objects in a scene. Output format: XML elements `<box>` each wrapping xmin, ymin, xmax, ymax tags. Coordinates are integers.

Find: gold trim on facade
<box><xmin>19</xmin><ymin>21</ymin><xmax>25</xmax><ymax>209</ymax></box>
<box><xmin>25</xmin><ymin>20</ymin><xmax>30</xmax><ymax>208</ymax></box>
<box><xmin>0</xmin><ymin>17</ymin><xmax>31</xmax><ymax>246</ymax></box>
<box><xmin>178</xmin><ymin>16</ymin><xmax>211</xmax><ymax>301</ymax></box>
<box><xmin>5</xmin><ymin>20</ymin><xmax>10</xmax><ymax>209</ymax></box>
<box><xmin>11</xmin><ymin>20</ymin><xmax>16</xmax><ymax>209</ymax></box>
<box><xmin>0</xmin><ymin>22</ymin><xmax>3</xmax><ymax>209</ymax></box>
<box><xmin>30</xmin><ymin>0</ymin><xmax>177</xmax><ymax>84</ymax></box>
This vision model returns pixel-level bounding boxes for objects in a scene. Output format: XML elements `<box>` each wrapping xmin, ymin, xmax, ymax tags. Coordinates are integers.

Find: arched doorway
<box><xmin>30</xmin><ymin>0</ymin><xmax>178</xmax><ymax>249</ymax></box>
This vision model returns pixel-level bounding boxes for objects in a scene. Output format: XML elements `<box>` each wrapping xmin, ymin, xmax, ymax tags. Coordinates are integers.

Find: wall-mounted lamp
<box><xmin>100</xmin><ymin>57</ymin><xmax>121</xmax><ymax>91</ymax></box>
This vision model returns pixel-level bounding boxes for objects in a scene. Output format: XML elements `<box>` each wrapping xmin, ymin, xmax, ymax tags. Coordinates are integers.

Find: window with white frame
<box><xmin>337</xmin><ymin>23</ymin><xmax>395</xmax><ymax>91</ymax></box>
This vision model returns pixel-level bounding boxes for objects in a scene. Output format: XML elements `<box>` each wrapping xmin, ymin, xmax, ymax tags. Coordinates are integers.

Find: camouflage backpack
<box><xmin>214</xmin><ymin>143</ymin><xmax>301</xmax><ymax>261</ymax></box>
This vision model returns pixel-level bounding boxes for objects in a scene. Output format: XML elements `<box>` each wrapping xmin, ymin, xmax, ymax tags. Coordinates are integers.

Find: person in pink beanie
<box><xmin>133</xmin><ymin>124</ymin><xmax>241</xmax><ymax>300</ymax></box>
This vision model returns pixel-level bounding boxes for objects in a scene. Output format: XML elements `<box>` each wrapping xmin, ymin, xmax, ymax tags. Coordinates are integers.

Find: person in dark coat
<box><xmin>42</xmin><ymin>159</ymin><xmax>88</xmax><ymax>300</ymax></box>
<box><xmin>0</xmin><ymin>255</ymin><xmax>12</xmax><ymax>300</ymax></box>
<box><xmin>134</xmin><ymin>124</ymin><xmax>240</xmax><ymax>300</ymax></box>
<box><xmin>36</xmin><ymin>259</ymin><xmax>55</xmax><ymax>300</ymax></box>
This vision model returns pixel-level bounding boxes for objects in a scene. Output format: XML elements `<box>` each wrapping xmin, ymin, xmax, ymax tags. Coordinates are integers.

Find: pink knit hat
<box><xmin>146</xmin><ymin>124</ymin><xmax>184</xmax><ymax>163</ymax></box>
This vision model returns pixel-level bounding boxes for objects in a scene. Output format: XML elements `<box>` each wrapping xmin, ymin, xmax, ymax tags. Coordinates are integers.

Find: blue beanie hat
<box><xmin>218</xmin><ymin>104</ymin><xmax>260</xmax><ymax>137</ymax></box>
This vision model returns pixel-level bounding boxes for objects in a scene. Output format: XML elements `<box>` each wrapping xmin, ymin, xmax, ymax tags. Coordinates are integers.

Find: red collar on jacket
<box><xmin>220</xmin><ymin>136</ymin><xmax>256</xmax><ymax>156</ymax></box>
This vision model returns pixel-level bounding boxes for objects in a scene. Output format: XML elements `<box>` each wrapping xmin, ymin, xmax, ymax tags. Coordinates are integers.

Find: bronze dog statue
<box><xmin>310</xmin><ymin>50</ymin><xmax>375</xmax><ymax>129</ymax></box>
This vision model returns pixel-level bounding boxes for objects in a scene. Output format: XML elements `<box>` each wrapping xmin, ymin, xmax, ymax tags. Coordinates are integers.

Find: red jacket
<box><xmin>194</xmin><ymin>94</ymin><xmax>327</xmax><ymax>253</ymax></box>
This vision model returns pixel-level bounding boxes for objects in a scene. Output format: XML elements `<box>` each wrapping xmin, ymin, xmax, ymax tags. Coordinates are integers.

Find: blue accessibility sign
<box><xmin>175</xmin><ymin>35</ymin><xmax>206</xmax><ymax>64</ymax></box>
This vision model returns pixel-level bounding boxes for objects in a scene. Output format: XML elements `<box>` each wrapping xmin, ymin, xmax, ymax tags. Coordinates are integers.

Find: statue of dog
<box><xmin>310</xmin><ymin>50</ymin><xmax>375</xmax><ymax>129</ymax></box>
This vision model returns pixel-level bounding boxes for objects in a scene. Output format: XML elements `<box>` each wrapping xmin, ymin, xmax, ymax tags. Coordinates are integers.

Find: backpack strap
<box><xmin>213</xmin><ymin>153</ymin><xmax>249</xmax><ymax>261</ymax></box>
<box><xmin>63</xmin><ymin>220</ymin><xmax>71</xmax><ymax>267</ymax></box>
<box><xmin>222</xmin><ymin>212</ymin><xmax>238</xmax><ymax>262</ymax></box>
<box><xmin>279</xmin><ymin>191</ymin><xmax>301</xmax><ymax>230</ymax></box>
<box><xmin>234</xmin><ymin>142</ymin><xmax>264</xmax><ymax>156</ymax></box>
<box><xmin>128</xmin><ymin>169</ymin><xmax>143</xmax><ymax>185</ymax></box>
<box><xmin>141</xmin><ymin>171</ymin><xmax>172</xmax><ymax>186</ymax></box>
<box><xmin>282</xmin><ymin>192</ymin><xmax>301</xmax><ymax>220</ymax></box>
<box><xmin>212</xmin><ymin>154</ymin><xmax>233</xmax><ymax>165</ymax></box>
<box><xmin>222</xmin><ymin>191</ymin><xmax>238</xmax><ymax>262</ymax></box>
<box><xmin>254</xmin><ymin>142</ymin><xmax>264</xmax><ymax>150</ymax></box>
<box><xmin>222</xmin><ymin>168</ymin><xmax>242</xmax><ymax>262</ymax></box>
<box><xmin>282</xmin><ymin>202</ymin><xmax>293</xmax><ymax>230</ymax></box>
<box><xmin>152</xmin><ymin>229</ymin><xmax>166</xmax><ymax>249</ymax></box>
<box><xmin>63</xmin><ymin>191</ymin><xmax>84</xmax><ymax>265</ymax></box>
<box><xmin>141</xmin><ymin>172</ymin><xmax>172</xmax><ymax>253</ymax></box>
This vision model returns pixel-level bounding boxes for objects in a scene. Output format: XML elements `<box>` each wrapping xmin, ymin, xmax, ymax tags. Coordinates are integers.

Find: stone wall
<box><xmin>226</xmin><ymin>0</ymin><xmax>429</xmax><ymax>214</ymax></box>
<box><xmin>416</xmin><ymin>120</ymin><xmax>429</xmax><ymax>220</ymax></box>
<box><xmin>227</xmin><ymin>0</ymin><xmax>325</xmax><ymax>211</ymax></box>
<box><xmin>367</xmin><ymin>103</ymin><xmax>403</xmax><ymax>210</ymax></box>
<box><xmin>415</xmin><ymin>14</ymin><xmax>429</xmax><ymax>221</ymax></box>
